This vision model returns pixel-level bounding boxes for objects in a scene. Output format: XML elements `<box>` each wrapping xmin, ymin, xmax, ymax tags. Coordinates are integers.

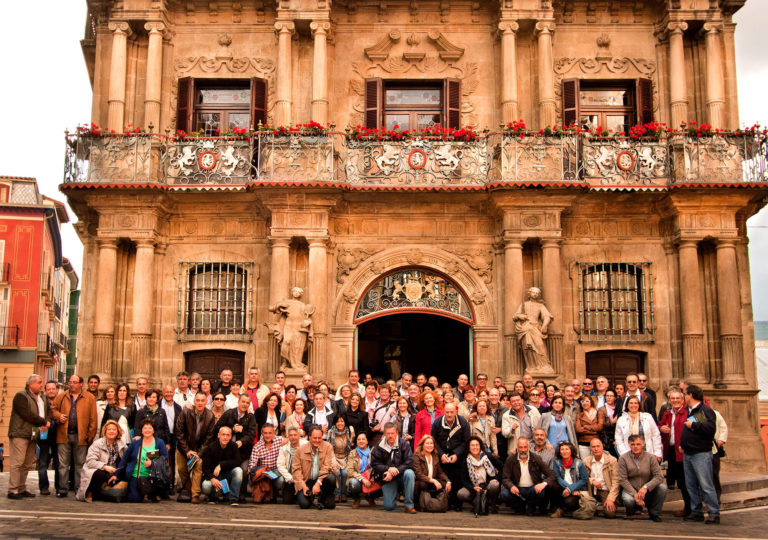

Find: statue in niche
<box><xmin>267</xmin><ymin>287</ymin><xmax>315</xmax><ymax>371</ymax></box>
<box><xmin>514</xmin><ymin>287</ymin><xmax>555</xmax><ymax>373</ymax></box>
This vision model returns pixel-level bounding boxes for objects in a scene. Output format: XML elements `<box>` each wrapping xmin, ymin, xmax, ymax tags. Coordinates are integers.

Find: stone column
<box><xmin>107</xmin><ymin>22</ymin><xmax>133</xmax><ymax>133</ymax></box>
<box><xmin>268</xmin><ymin>238</ymin><xmax>291</xmax><ymax>375</ymax></box>
<box><xmin>143</xmin><ymin>22</ymin><xmax>165</xmax><ymax>132</ymax></box>
<box><xmin>535</xmin><ymin>22</ymin><xmax>556</xmax><ymax>128</ymax></box>
<box><xmin>93</xmin><ymin>238</ymin><xmax>118</xmax><ymax>379</ymax></box>
<box><xmin>677</xmin><ymin>240</ymin><xmax>706</xmax><ymax>383</ymax></box>
<box><xmin>130</xmin><ymin>240</ymin><xmax>155</xmax><ymax>379</ymax></box>
<box><xmin>716</xmin><ymin>239</ymin><xmax>748</xmax><ymax>384</ymax></box>
<box><xmin>274</xmin><ymin>21</ymin><xmax>295</xmax><ymax>126</ymax></box>
<box><xmin>541</xmin><ymin>239</ymin><xmax>564</xmax><ymax>375</ymax></box>
<box><xmin>499</xmin><ymin>21</ymin><xmax>520</xmax><ymax>124</ymax></box>
<box><xmin>702</xmin><ymin>23</ymin><xmax>726</xmax><ymax>128</ymax></box>
<box><xmin>310</xmin><ymin>21</ymin><xmax>331</xmax><ymax>124</ymax></box>
<box><xmin>308</xmin><ymin>238</ymin><xmax>329</xmax><ymax>377</ymax></box>
<box><xmin>668</xmin><ymin>22</ymin><xmax>689</xmax><ymax>129</ymax></box>
<box><xmin>504</xmin><ymin>239</ymin><xmax>525</xmax><ymax>379</ymax></box>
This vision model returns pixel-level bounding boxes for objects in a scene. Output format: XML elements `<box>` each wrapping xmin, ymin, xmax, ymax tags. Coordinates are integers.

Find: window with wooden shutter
<box><xmin>443</xmin><ymin>78</ymin><xmax>461</xmax><ymax>129</ymax></box>
<box><xmin>365</xmin><ymin>78</ymin><xmax>382</xmax><ymax>129</ymax></box>
<box><xmin>577</xmin><ymin>80</ymin><xmax>636</xmax><ymax>134</ymax></box>
<box><xmin>250</xmin><ymin>77</ymin><xmax>268</xmax><ymax>128</ymax></box>
<box><xmin>635</xmin><ymin>78</ymin><xmax>653</xmax><ymax>125</ymax></box>
<box><xmin>176</xmin><ymin>77</ymin><xmax>195</xmax><ymax>133</ymax></box>
<box><xmin>562</xmin><ymin>78</ymin><xmax>580</xmax><ymax>128</ymax></box>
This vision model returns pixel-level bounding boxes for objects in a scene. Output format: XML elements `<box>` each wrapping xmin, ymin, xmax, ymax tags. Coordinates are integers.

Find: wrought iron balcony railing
<box><xmin>0</xmin><ymin>326</ymin><xmax>19</xmax><ymax>348</ymax></box>
<box><xmin>57</xmin><ymin>332</ymin><xmax>69</xmax><ymax>350</ymax></box>
<box><xmin>37</xmin><ymin>333</ymin><xmax>54</xmax><ymax>357</ymax></box>
<box><xmin>62</xmin><ymin>132</ymin><xmax>768</xmax><ymax>189</ymax></box>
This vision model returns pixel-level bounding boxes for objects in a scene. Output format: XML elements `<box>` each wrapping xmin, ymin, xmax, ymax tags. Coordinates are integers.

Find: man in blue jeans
<box><xmin>681</xmin><ymin>384</ymin><xmax>719</xmax><ymax>524</ymax></box>
<box><xmin>37</xmin><ymin>381</ymin><xmax>60</xmax><ymax>495</ymax></box>
<box><xmin>199</xmin><ymin>426</ymin><xmax>243</xmax><ymax>506</ymax></box>
<box><xmin>371</xmin><ymin>423</ymin><xmax>416</xmax><ymax>513</ymax></box>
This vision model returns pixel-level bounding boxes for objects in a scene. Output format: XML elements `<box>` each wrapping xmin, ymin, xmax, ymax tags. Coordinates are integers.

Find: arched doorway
<box><xmin>353</xmin><ymin>267</ymin><xmax>474</xmax><ymax>382</ymax></box>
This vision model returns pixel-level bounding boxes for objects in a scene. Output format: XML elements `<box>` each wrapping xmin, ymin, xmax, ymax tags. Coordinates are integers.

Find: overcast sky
<box><xmin>1</xmin><ymin>1</ymin><xmax>767</xmax><ymax>316</ymax></box>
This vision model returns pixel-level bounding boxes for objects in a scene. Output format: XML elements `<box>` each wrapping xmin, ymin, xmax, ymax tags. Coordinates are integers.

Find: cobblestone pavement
<box><xmin>0</xmin><ymin>474</ymin><xmax>766</xmax><ymax>539</ymax></box>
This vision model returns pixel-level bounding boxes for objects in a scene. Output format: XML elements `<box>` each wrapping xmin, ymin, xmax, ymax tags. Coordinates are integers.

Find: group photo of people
<box><xmin>7</xmin><ymin>367</ymin><xmax>726</xmax><ymax>524</ymax></box>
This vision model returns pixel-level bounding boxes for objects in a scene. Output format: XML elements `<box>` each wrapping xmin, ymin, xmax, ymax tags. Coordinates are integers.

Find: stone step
<box><xmin>664</xmin><ymin>472</ymin><xmax>768</xmax><ymax>502</ymax></box>
<box><xmin>662</xmin><ymin>486</ymin><xmax>768</xmax><ymax>512</ymax></box>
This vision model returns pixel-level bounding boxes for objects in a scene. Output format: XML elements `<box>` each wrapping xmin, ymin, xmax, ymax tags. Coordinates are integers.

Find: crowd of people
<box><xmin>7</xmin><ymin>368</ymin><xmax>726</xmax><ymax>523</ymax></box>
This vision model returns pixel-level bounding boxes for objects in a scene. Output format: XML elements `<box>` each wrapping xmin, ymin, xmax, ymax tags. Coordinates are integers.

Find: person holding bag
<box><xmin>413</xmin><ymin>435</ymin><xmax>451</xmax><ymax>512</ymax></box>
<box><xmin>112</xmin><ymin>418</ymin><xmax>169</xmax><ymax>502</ymax></box>
<box><xmin>456</xmin><ymin>436</ymin><xmax>500</xmax><ymax>516</ymax></box>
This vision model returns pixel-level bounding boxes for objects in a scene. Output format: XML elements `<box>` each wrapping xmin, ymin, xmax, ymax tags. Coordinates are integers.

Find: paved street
<box><xmin>0</xmin><ymin>474</ymin><xmax>766</xmax><ymax>539</ymax></box>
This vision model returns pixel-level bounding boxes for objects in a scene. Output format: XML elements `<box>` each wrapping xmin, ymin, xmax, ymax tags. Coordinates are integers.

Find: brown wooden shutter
<box><xmin>364</xmin><ymin>78</ymin><xmax>382</xmax><ymax>129</ymax></box>
<box><xmin>562</xmin><ymin>78</ymin><xmax>580</xmax><ymax>128</ymax></box>
<box><xmin>176</xmin><ymin>77</ymin><xmax>195</xmax><ymax>133</ymax></box>
<box><xmin>250</xmin><ymin>77</ymin><xmax>268</xmax><ymax>128</ymax></box>
<box><xmin>635</xmin><ymin>78</ymin><xmax>653</xmax><ymax>125</ymax></box>
<box><xmin>443</xmin><ymin>78</ymin><xmax>462</xmax><ymax>129</ymax></box>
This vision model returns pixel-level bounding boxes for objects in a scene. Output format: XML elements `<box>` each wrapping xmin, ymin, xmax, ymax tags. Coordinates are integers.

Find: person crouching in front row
<box><xmin>292</xmin><ymin>425</ymin><xmax>337</xmax><ymax>509</ymax></box>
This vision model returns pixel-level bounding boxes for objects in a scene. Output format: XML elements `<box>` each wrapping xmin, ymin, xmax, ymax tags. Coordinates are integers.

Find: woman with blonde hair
<box><xmin>76</xmin><ymin>420</ymin><xmax>127</xmax><ymax>502</ymax></box>
<box><xmin>96</xmin><ymin>385</ymin><xmax>116</xmax><ymax>428</ymax></box>
<box><xmin>414</xmin><ymin>390</ymin><xmax>443</xmax><ymax>445</ymax></box>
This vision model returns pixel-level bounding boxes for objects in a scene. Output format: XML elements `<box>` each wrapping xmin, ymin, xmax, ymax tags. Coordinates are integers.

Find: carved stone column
<box><xmin>130</xmin><ymin>240</ymin><xmax>155</xmax><ymax>379</ymax></box>
<box><xmin>274</xmin><ymin>21</ymin><xmax>295</xmax><ymax>126</ymax></box>
<box><xmin>107</xmin><ymin>22</ymin><xmax>133</xmax><ymax>133</ymax></box>
<box><xmin>716</xmin><ymin>239</ymin><xmax>748</xmax><ymax>385</ymax></box>
<box><xmin>499</xmin><ymin>21</ymin><xmax>520</xmax><ymax>124</ymax></box>
<box><xmin>677</xmin><ymin>240</ymin><xmax>706</xmax><ymax>383</ymax></box>
<box><xmin>541</xmin><ymin>239</ymin><xmax>564</xmax><ymax>375</ymax></box>
<box><xmin>504</xmin><ymin>239</ymin><xmax>525</xmax><ymax>379</ymax></box>
<box><xmin>93</xmin><ymin>238</ymin><xmax>118</xmax><ymax>379</ymax></box>
<box><xmin>702</xmin><ymin>23</ymin><xmax>726</xmax><ymax>128</ymax></box>
<box><xmin>268</xmin><ymin>238</ymin><xmax>291</xmax><ymax>375</ymax></box>
<box><xmin>310</xmin><ymin>21</ymin><xmax>331</xmax><ymax>124</ymax></box>
<box><xmin>668</xmin><ymin>22</ymin><xmax>689</xmax><ymax>128</ymax></box>
<box><xmin>143</xmin><ymin>22</ymin><xmax>166</xmax><ymax>132</ymax></box>
<box><xmin>308</xmin><ymin>238</ymin><xmax>329</xmax><ymax>377</ymax></box>
<box><xmin>535</xmin><ymin>22</ymin><xmax>556</xmax><ymax>127</ymax></box>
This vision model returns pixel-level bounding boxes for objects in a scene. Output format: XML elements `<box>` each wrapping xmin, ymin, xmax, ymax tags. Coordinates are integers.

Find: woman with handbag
<box><xmin>347</xmin><ymin>432</ymin><xmax>378</xmax><ymax>508</ymax></box>
<box><xmin>388</xmin><ymin>396</ymin><xmax>416</xmax><ymax>449</ymax></box>
<box><xmin>76</xmin><ymin>420</ymin><xmax>127</xmax><ymax>502</ymax></box>
<box><xmin>413</xmin><ymin>435</ymin><xmax>450</xmax><ymax>512</ymax></box>
<box><xmin>328</xmin><ymin>415</ymin><xmax>352</xmax><ymax>502</ymax></box>
<box><xmin>133</xmin><ymin>389</ymin><xmax>171</xmax><ymax>451</ymax></box>
<box><xmin>457</xmin><ymin>436</ymin><xmax>500</xmax><ymax>516</ymax></box>
<box><xmin>111</xmin><ymin>418</ymin><xmax>169</xmax><ymax>502</ymax></box>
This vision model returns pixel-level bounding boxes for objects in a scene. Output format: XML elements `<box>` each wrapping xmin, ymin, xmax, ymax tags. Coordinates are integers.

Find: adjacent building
<box><xmin>62</xmin><ymin>0</ymin><xmax>767</xmax><ymax>470</ymax></box>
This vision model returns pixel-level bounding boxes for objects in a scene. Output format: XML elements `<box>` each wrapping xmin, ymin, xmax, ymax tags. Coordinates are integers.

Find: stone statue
<box><xmin>267</xmin><ymin>287</ymin><xmax>315</xmax><ymax>371</ymax></box>
<box><xmin>514</xmin><ymin>287</ymin><xmax>554</xmax><ymax>373</ymax></box>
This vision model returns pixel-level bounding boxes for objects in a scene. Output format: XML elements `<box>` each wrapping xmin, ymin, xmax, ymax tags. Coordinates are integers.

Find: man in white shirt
<box><xmin>499</xmin><ymin>438</ymin><xmax>553</xmax><ymax>515</ymax></box>
<box><xmin>304</xmin><ymin>392</ymin><xmax>336</xmax><ymax>440</ymax></box>
<box><xmin>133</xmin><ymin>377</ymin><xmax>148</xmax><ymax>410</ymax></box>
<box><xmin>501</xmin><ymin>393</ymin><xmax>541</xmax><ymax>454</ymax></box>
<box><xmin>595</xmin><ymin>376</ymin><xmax>609</xmax><ymax>408</ymax></box>
<box><xmin>173</xmin><ymin>371</ymin><xmax>195</xmax><ymax>408</ymax></box>
<box><xmin>162</xmin><ymin>384</ymin><xmax>182</xmax><ymax>493</ymax></box>
<box><xmin>274</xmin><ymin>370</ymin><xmax>287</xmax><ymax>398</ymax></box>
<box><xmin>584</xmin><ymin>438</ymin><xmax>619</xmax><ymax>518</ymax></box>
<box><xmin>335</xmin><ymin>370</ymin><xmax>365</xmax><ymax>399</ymax></box>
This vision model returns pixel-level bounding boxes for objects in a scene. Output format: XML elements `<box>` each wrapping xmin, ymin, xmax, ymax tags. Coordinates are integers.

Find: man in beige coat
<box><xmin>583</xmin><ymin>438</ymin><xmax>620</xmax><ymax>518</ymax></box>
<box><xmin>291</xmin><ymin>425</ymin><xmax>336</xmax><ymax>509</ymax></box>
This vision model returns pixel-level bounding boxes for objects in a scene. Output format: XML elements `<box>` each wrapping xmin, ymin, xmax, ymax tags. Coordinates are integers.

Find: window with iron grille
<box><xmin>177</xmin><ymin>262</ymin><xmax>253</xmax><ymax>341</ymax></box>
<box><xmin>577</xmin><ymin>262</ymin><xmax>654</xmax><ymax>342</ymax></box>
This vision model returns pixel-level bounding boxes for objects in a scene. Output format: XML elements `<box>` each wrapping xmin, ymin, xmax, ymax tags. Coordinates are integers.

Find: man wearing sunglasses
<box><xmin>637</xmin><ymin>372</ymin><xmax>657</xmax><ymax>412</ymax></box>
<box><xmin>623</xmin><ymin>373</ymin><xmax>657</xmax><ymax>421</ymax></box>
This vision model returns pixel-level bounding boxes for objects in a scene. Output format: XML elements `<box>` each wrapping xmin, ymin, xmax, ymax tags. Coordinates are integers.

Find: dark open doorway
<box><xmin>185</xmin><ymin>349</ymin><xmax>245</xmax><ymax>390</ymax></box>
<box><xmin>356</xmin><ymin>313</ymin><xmax>471</xmax><ymax>384</ymax></box>
<box><xmin>585</xmin><ymin>350</ymin><xmax>645</xmax><ymax>388</ymax></box>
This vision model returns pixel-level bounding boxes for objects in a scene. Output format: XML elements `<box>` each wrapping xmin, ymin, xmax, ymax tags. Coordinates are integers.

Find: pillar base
<box><xmin>92</xmin><ymin>333</ymin><xmax>114</xmax><ymax>379</ymax></box>
<box><xmin>682</xmin><ymin>334</ymin><xmax>707</xmax><ymax>383</ymax></box>
<box><xmin>130</xmin><ymin>333</ymin><xmax>152</xmax><ymax>380</ymax></box>
<box><xmin>546</xmin><ymin>333</ymin><xmax>563</xmax><ymax>375</ymax></box>
<box><xmin>719</xmin><ymin>334</ymin><xmax>748</xmax><ymax>385</ymax></box>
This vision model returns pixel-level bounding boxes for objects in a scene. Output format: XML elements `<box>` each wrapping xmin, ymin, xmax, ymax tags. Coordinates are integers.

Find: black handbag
<box><xmin>149</xmin><ymin>455</ymin><xmax>170</xmax><ymax>491</ymax></box>
<box><xmin>473</xmin><ymin>487</ymin><xmax>488</xmax><ymax>516</ymax></box>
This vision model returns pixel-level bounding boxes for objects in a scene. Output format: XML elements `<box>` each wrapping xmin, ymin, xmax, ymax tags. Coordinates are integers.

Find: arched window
<box><xmin>178</xmin><ymin>262</ymin><xmax>252</xmax><ymax>341</ymax></box>
<box><xmin>578</xmin><ymin>262</ymin><xmax>654</xmax><ymax>342</ymax></box>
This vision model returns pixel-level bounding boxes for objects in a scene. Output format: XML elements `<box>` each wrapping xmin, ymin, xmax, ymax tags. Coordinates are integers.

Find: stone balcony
<box><xmin>63</xmin><ymin>131</ymin><xmax>768</xmax><ymax>190</ymax></box>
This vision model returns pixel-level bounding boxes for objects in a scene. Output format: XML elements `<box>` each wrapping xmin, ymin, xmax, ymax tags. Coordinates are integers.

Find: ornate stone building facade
<box><xmin>63</xmin><ymin>0</ymin><xmax>766</xmax><ymax>470</ymax></box>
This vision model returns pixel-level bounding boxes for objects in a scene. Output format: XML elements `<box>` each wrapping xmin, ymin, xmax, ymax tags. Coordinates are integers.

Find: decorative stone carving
<box><xmin>453</xmin><ymin>248</ymin><xmax>493</xmax><ymax>283</ymax></box>
<box><xmin>406</xmin><ymin>249</ymin><xmax>424</xmax><ymax>265</ymax></box>
<box><xmin>342</xmin><ymin>290</ymin><xmax>357</xmax><ymax>304</ymax></box>
<box><xmin>364</xmin><ymin>30</ymin><xmax>401</xmax><ymax>61</ymax></box>
<box><xmin>370</xmin><ymin>259</ymin><xmax>387</xmax><ymax>275</ymax></box>
<box><xmin>427</xmin><ymin>30</ymin><xmax>465</xmax><ymax>61</ymax></box>
<box><xmin>337</xmin><ymin>247</ymin><xmax>380</xmax><ymax>283</ymax></box>
<box><xmin>470</xmin><ymin>291</ymin><xmax>486</xmax><ymax>305</ymax></box>
<box><xmin>444</xmin><ymin>260</ymin><xmax>461</xmax><ymax>275</ymax></box>
<box><xmin>267</xmin><ymin>287</ymin><xmax>315</xmax><ymax>372</ymax></box>
<box><xmin>514</xmin><ymin>287</ymin><xmax>555</xmax><ymax>373</ymax></box>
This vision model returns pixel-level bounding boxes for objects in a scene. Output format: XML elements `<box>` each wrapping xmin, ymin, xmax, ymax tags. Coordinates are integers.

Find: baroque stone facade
<box><xmin>63</xmin><ymin>0</ymin><xmax>766</xmax><ymax>470</ymax></box>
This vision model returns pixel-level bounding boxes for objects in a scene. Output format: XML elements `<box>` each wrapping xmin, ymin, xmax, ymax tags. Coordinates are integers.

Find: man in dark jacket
<box><xmin>199</xmin><ymin>425</ymin><xmax>243</xmax><ymax>506</ymax></box>
<box><xmin>215</xmin><ymin>394</ymin><xmax>258</xmax><ymax>465</ymax></box>
<box><xmin>37</xmin><ymin>380</ymin><xmax>60</xmax><ymax>495</ymax></box>
<box><xmin>658</xmin><ymin>388</ymin><xmax>690</xmax><ymax>517</ymax></box>
<box><xmin>174</xmin><ymin>392</ymin><xmax>216</xmax><ymax>503</ymax></box>
<box><xmin>500</xmin><ymin>437</ymin><xmax>555</xmax><ymax>515</ymax></box>
<box><xmin>371</xmin><ymin>423</ymin><xmax>416</xmax><ymax>513</ymax></box>
<box><xmin>681</xmin><ymin>384</ymin><xmax>719</xmax><ymax>524</ymax></box>
<box><xmin>8</xmin><ymin>374</ymin><xmax>51</xmax><ymax>499</ymax></box>
<box><xmin>431</xmin><ymin>402</ymin><xmax>470</xmax><ymax>509</ymax></box>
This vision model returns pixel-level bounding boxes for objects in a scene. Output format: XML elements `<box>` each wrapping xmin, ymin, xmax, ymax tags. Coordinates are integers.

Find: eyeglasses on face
<box><xmin>638</xmin><ymin>379</ymin><xmax>648</xmax><ymax>382</ymax></box>
<box><xmin>213</xmin><ymin>397</ymin><xmax>225</xmax><ymax>401</ymax></box>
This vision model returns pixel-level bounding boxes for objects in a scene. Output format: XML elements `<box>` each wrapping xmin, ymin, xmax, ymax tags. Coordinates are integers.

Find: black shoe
<box><xmin>684</xmin><ymin>514</ymin><xmax>704</xmax><ymax>522</ymax></box>
<box><xmin>177</xmin><ymin>491</ymin><xmax>191</xmax><ymax>503</ymax></box>
<box><xmin>57</xmin><ymin>490</ymin><xmax>68</xmax><ymax>498</ymax></box>
<box><xmin>650</xmin><ymin>514</ymin><xmax>662</xmax><ymax>522</ymax></box>
<box><xmin>705</xmin><ymin>516</ymin><xmax>720</xmax><ymax>525</ymax></box>
<box><xmin>7</xmin><ymin>493</ymin><xmax>23</xmax><ymax>500</ymax></box>
<box><xmin>20</xmin><ymin>491</ymin><xmax>36</xmax><ymax>498</ymax></box>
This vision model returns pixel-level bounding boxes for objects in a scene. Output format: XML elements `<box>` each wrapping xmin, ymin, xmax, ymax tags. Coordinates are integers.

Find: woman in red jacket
<box><xmin>414</xmin><ymin>390</ymin><xmax>443</xmax><ymax>445</ymax></box>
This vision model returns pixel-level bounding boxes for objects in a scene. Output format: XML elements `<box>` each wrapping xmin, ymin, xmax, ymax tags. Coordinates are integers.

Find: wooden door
<box><xmin>185</xmin><ymin>349</ymin><xmax>245</xmax><ymax>391</ymax></box>
<box><xmin>585</xmin><ymin>350</ymin><xmax>644</xmax><ymax>387</ymax></box>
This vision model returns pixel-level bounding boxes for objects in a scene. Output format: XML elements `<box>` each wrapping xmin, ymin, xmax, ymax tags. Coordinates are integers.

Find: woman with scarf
<box><xmin>414</xmin><ymin>390</ymin><xmax>443</xmax><ymax>445</ymax></box>
<box><xmin>538</xmin><ymin>395</ymin><xmax>577</xmax><ymax>448</ymax></box>
<box><xmin>284</xmin><ymin>398</ymin><xmax>307</xmax><ymax>438</ymax></box>
<box><xmin>597</xmin><ymin>389</ymin><xmax>620</xmax><ymax>456</ymax></box>
<box><xmin>343</xmin><ymin>393</ymin><xmax>369</xmax><ymax>440</ymax></box>
<box><xmin>456</xmin><ymin>436</ymin><xmax>500</xmax><ymax>516</ymax></box>
<box><xmin>347</xmin><ymin>431</ymin><xmax>377</xmax><ymax>508</ymax></box>
<box><xmin>551</xmin><ymin>441</ymin><xmax>588</xmax><ymax>518</ymax></box>
<box><xmin>133</xmin><ymin>389</ymin><xmax>171</xmax><ymax>451</ymax></box>
<box><xmin>413</xmin><ymin>434</ymin><xmax>451</xmax><ymax>511</ymax></box>
<box><xmin>575</xmin><ymin>394</ymin><xmax>605</xmax><ymax>460</ymax></box>
<box><xmin>387</xmin><ymin>396</ymin><xmax>415</xmax><ymax>448</ymax></box>
<box><xmin>614</xmin><ymin>395</ymin><xmax>662</xmax><ymax>459</ymax></box>
<box><xmin>76</xmin><ymin>420</ymin><xmax>127</xmax><ymax>502</ymax></box>
<box><xmin>328</xmin><ymin>415</ymin><xmax>352</xmax><ymax>502</ymax></box>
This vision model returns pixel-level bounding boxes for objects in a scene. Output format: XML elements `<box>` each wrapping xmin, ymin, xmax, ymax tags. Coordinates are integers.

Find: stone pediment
<box><xmin>364</xmin><ymin>29</ymin><xmax>465</xmax><ymax>63</ymax></box>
